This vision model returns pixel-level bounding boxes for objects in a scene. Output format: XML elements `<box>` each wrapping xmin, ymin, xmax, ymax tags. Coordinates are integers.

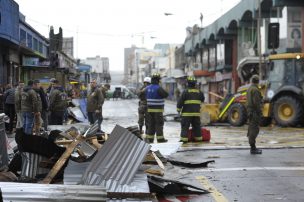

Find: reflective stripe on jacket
<box><xmin>177</xmin><ymin>88</ymin><xmax>205</xmax><ymax>117</ymax></box>
<box><xmin>146</xmin><ymin>84</ymin><xmax>168</xmax><ymax>113</ymax></box>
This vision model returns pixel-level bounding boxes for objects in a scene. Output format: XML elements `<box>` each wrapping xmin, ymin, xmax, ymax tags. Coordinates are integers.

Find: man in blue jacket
<box><xmin>145</xmin><ymin>73</ymin><xmax>168</xmax><ymax>143</ymax></box>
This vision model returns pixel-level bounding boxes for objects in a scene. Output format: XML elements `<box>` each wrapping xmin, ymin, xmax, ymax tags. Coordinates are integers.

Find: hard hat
<box><xmin>144</xmin><ymin>77</ymin><xmax>151</xmax><ymax>83</ymax></box>
<box><xmin>187</xmin><ymin>76</ymin><xmax>197</xmax><ymax>83</ymax></box>
<box><xmin>151</xmin><ymin>73</ymin><xmax>161</xmax><ymax>79</ymax></box>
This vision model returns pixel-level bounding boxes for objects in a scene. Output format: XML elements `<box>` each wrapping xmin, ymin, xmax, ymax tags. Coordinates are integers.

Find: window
<box><xmin>39</xmin><ymin>41</ymin><xmax>43</xmax><ymax>53</ymax></box>
<box><xmin>20</xmin><ymin>29</ymin><xmax>26</xmax><ymax>45</ymax></box>
<box><xmin>33</xmin><ymin>38</ymin><xmax>38</xmax><ymax>51</ymax></box>
<box><xmin>27</xmin><ymin>34</ymin><xmax>32</xmax><ymax>49</ymax></box>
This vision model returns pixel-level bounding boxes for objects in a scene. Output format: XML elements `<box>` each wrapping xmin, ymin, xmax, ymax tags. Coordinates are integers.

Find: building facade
<box><xmin>184</xmin><ymin>0</ymin><xmax>304</xmax><ymax>103</ymax></box>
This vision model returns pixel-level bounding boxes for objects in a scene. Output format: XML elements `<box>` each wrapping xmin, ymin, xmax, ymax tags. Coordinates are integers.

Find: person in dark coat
<box><xmin>247</xmin><ymin>75</ymin><xmax>263</xmax><ymax>154</ymax></box>
<box><xmin>38</xmin><ymin>86</ymin><xmax>49</xmax><ymax>131</ymax></box>
<box><xmin>4</xmin><ymin>84</ymin><xmax>16</xmax><ymax>134</ymax></box>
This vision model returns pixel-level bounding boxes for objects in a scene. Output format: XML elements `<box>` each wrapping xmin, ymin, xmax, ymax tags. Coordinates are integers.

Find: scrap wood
<box><xmin>144</xmin><ymin>150</ymin><xmax>167</xmax><ymax>164</ymax></box>
<box><xmin>107</xmin><ymin>192</ymin><xmax>156</xmax><ymax>200</ymax></box>
<box><xmin>152</xmin><ymin>151</ymin><xmax>165</xmax><ymax>170</ymax></box>
<box><xmin>167</xmin><ymin>159</ymin><xmax>215</xmax><ymax>168</ymax></box>
<box><xmin>41</xmin><ymin>131</ymin><xmax>83</xmax><ymax>184</ymax></box>
<box><xmin>145</xmin><ymin>168</ymin><xmax>164</xmax><ymax>176</ymax></box>
<box><xmin>91</xmin><ymin>137</ymin><xmax>102</xmax><ymax>149</ymax></box>
<box><xmin>148</xmin><ymin>175</ymin><xmax>208</xmax><ymax>194</ymax></box>
<box><xmin>208</xmin><ymin>91</ymin><xmax>224</xmax><ymax>100</ymax></box>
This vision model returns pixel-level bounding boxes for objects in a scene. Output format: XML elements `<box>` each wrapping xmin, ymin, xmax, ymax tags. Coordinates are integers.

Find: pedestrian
<box><xmin>177</xmin><ymin>76</ymin><xmax>205</xmax><ymax>143</ymax></box>
<box><xmin>145</xmin><ymin>73</ymin><xmax>168</xmax><ymax>143</ymax></box>
<box><xmin>14</xmin><ymin>81</ymin><xmax>25</xmax><ymax>129</ymax></box>
<box><xmin>21</xmin><ymin>80</ymin><xmax>41</xmax><ymax>135</ymax></box>
<box><xmin>101</xmin><ymin>83</ymin><xmax>110</xmax><ymax>99</ymax></box>
<box><xmin>32</xmin><ymin>80</ymin><xmax>43</xmax><ymax>134</ymax></box>
<box><xmin>87</xmin><ymin>79</ymin><xmax>104</xmax><ymax>131</ymax></box>
<box><xmin>3</xmin><ymin>84</ymin><xmax>16</xmax><ymax>134</ymax></box>
<box><xmin>49</xmin><ymin>79</ymin><xmax>68</xmax><ymax>125</ymax></box>
<box><xmin>247</xmin><ymin>75</ymin><xmax>263</xmax><ymax>154</ymax></box>
<box><xmin>138</xmin><ymin>77</ymin><xmax>151</xmax><ymax>134</ymax></box>
<box><xmin>37</xmin><ymin>86</ymin><xmax>49</xmax><ymax>131</ymax></box>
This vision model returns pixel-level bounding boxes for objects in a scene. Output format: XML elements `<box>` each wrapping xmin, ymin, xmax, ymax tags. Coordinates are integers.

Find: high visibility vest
<box><xmin>146</xmin><ymin>84</ymin><xmax>165</xmax><ymax>113</ymax></box>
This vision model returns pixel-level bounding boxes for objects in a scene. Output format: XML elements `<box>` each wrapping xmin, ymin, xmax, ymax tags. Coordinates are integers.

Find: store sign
<box><xmin>22</xmin><ymin>56</ymin><xmax>50</xmax><ymax>67</ymax></box>
<box><xmin>22</xmin><ymin>56</ymin><xmax>39</xmax><ymax>66</ymax></box>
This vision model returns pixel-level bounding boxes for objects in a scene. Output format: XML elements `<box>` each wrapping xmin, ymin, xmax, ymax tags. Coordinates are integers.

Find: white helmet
<box><xmin>144</xmin><ymin>77</ymin><xmax>151</xmax><ymax>83</ymax></box>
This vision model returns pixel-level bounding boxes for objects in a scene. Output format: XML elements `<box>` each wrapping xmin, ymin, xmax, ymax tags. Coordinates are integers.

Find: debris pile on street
<box><xmin>0</xmin><ymin>120</ymin><xmax>215</xmax><ymax>201</ymax></box>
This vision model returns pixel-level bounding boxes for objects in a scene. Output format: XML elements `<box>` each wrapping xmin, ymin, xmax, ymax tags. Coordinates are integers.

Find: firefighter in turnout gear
<box><xmin>177</xmin><ymin>76</ymin><xmax>205</xmax><ymax>143</ymax></box>
<box><xmin>138</xmin><ymin>77</ymin><xmax>151</xmax><ymax>134</ymax></box>
<box><xmin>145</xmin><ymin>73</ymin><xmax>168</xmax><ymax>143</ymax></box>
<box><xmin>247</xmin><ymin>75</ymin><xmax>263</xmax><ymax>154</ymax></box>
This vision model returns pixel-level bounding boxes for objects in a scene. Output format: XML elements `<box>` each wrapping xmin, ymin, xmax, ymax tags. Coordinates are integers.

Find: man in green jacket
<box><xmin>21</xmin><ymin>80</ymin><xmax>41</xmax><ymax>135</ymax></box>
<box><xmin>15</xmin><ymin>81</ymin><xmax>24</xmax><ymax>129</ymax></box>
<box><xmin>87</xmin><ymin>79</ymin><xmax>104</xmax><ymax>131</ymax></box>
<box><xmin>49</xmin><ymin>79</ymin><xmax>68</xmax><ymax>125</ymax></box>
<box><xmin>247</xmin><ymin>75</ymin><xmax>263</xmax><ymax>154</ymax></box>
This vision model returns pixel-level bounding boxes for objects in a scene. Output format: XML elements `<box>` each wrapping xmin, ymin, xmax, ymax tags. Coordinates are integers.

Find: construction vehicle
<box><xmin>201</xmin><ymin>53</ymin><xmax>304</xmax><ymax>127</ymax></box>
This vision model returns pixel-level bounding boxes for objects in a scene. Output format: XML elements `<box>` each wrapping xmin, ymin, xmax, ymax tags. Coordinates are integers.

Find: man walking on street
<box><xmin>247</xmin><ymin>75</ymin><xmax>263</xmax><ymax>154</ymax></box>
<box><xmin>138</xmin><ymin>77</ymin><xmax>151</xmax><ymax>134</ymax></box>
<box><xmin>87</xmin><ymin>79</ymin><xmax>104</xmax><ymax>131</ymax></box>
<box><xmin>21</xmin><ymin>80</ymin><xmax>41</xmax><ymax>135</ymax></box>
<box><xmin>49</xmin><ymin>79</ymin><xmax>68</xmax><ymax>125</ymax></box>
<box><xmin>15</xmin><ymin>81</ymin><xmax>24</xmax><ymax>129</ymax></box>
<box><xmin>177</xmin><ymin>76</ymin><xmax>205</xmax><ymax>144</ymax></box>
<box><xmin>145</xmin><ymin>73</ymin><xmax>168</xmax><ymax>143</ymax></box>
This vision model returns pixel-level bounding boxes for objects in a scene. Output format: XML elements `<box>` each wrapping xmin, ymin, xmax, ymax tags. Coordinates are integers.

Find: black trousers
<box><xmin>50</xmin><ymin>111</ymin><xmax>64</xmax><ymax>125</ymax></box>
<box><xmin>4</xmin><ymin>103</ymin><xmax>15</xmax><ymax>132</ymax></box>
<box><xmin>180</xmin><ymin>116</ymin><xmax>201</xmax><ymax>141</ymax></box>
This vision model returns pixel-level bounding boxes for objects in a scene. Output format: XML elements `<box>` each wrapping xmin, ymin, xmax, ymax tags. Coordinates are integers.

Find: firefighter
<box><xmin>138</xmin><ymin>77</ymin><xmax>151</xmax><ymax>134</ymax></box>
<box><xmin>49</xmin><ymin>79</ymin><xmax>68</xmax><ymax>125</ymax></box>
<box><xmin>145</xmin><ymin>73</ymin><xmax>168</xmax><ymax>143</ymax></box>
<box><xmin>87</xmin><ymin>79</ymin><xmax>104</xmax><ymax>131</ymax></box>
<box><xmin>247</xmin><ymin>75</ymin><xmax>262</xmax><ymax>154</ymax></box>
<box><xmin>177</xmin><ymin>76</ymin><xmax>205</xmax><ymax>143</ymax></box>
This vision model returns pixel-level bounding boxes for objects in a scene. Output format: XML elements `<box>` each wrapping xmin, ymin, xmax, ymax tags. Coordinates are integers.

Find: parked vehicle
<box><xmin>106</xmin><ymin>85</ymin><xmax>136</xmax><ymax>99</ymax></box>
<box><xmin>201</xmin><ymin>53</ymin><xmax>304</xmax><ymax>127</ymax></box>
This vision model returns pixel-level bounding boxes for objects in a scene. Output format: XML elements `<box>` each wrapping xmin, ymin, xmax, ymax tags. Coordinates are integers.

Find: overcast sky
<box><xmin>15</xmin><ymin>0</ymin><xmax>241</xmax><ymax>71</ymax></box>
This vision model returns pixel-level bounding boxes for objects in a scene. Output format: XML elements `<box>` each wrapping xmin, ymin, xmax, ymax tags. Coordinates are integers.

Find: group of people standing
<box><xmin>137</xmin><ymin>73</ymin><xmax>205</xmax><ymax>144</ymax></box>
<box><xmin>3</xmin><ymin>78</ymin><xmax>68</xmax><ymax>136</ymax></box>
<box><xmin>137</xmin><ymin>73</ymin><xmax>262</xmax><ymax>155</ymax></box>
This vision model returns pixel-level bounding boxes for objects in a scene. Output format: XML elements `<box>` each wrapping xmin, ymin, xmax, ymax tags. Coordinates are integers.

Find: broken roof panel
<box><xmin>81</xmin><ymin>125</ymin><xmax>151</xmax><ymax>190</ymax></box>
<box><xmin>0</xmin><ymin>182</ymin><xmax>107</xmax><ymax>202</ymax></box>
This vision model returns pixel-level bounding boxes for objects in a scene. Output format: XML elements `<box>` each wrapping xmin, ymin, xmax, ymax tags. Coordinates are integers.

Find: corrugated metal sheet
<box><xmin>0</xmin><ymin>182</ymin><xmax>107</xmax><ymax>202</ymax></box>
<box><xmin>64</xmin><ymin>161</ymin><xmax>150</xmax><ymax>193</ymax></box>
<box><xmin>81</xmin><ymin>125</ymin><xmax>151</xmax><ymax>191</ymax></box>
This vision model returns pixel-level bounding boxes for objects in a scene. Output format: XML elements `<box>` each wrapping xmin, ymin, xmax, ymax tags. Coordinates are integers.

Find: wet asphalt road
<box><xmin>102</xmin><ymin>99</ymin><xmax>304</xmax><ymax>201</ymax></box>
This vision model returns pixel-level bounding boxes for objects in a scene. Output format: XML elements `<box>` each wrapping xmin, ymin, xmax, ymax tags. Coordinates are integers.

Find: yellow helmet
<box><xmin>187</xmin><ymin>76</ymin><xmax>197</xmax><ymax>83</ymax></box>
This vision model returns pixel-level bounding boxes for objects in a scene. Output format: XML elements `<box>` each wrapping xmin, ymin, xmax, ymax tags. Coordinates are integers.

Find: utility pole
<box><xmin>257</xmin><ymin>0</ymin><xmax>262</xmax><ymax>80</ymax></box>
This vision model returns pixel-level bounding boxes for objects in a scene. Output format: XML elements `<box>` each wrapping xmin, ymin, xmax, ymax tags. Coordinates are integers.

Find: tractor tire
<box><xmin>260</xmin><ymin>117</ymin><xmax>272</xmax><ymax>127</ymax></box>
<box><xmin>228</xmin><ymin>103</ymin><xmax>247</xmax><ymax>126</ymax></box>
<box><xmin>273</xmin><ymin>96</ymin><xmax>304</xmax><ymax>127</ymax></box>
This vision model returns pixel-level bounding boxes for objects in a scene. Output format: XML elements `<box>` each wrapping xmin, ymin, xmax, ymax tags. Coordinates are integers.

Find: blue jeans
<box><xmin>22</xmin><ymin>112</ymin><xmax>34</xmax><ymax>135</ymax></box>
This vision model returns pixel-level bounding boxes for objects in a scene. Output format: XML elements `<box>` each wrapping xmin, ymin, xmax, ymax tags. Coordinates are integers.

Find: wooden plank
<box><xmin>152</xmin><ymin>151</ymin><xmax>165</xmax><ymax>170</ymax></box>
<box><xmin>41</xmin><ymin>133</ymin><xmax>83</xmax><ymax>184</ymax></box>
